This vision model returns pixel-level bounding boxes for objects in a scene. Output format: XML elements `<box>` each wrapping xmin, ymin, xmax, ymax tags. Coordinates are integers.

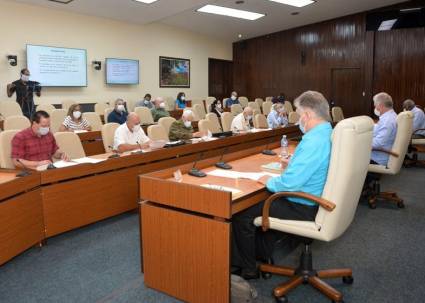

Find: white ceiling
<box><xmin>13</xmin><ymin>0</ymin><xmax>404</xmax><ymax>41</ymax></box>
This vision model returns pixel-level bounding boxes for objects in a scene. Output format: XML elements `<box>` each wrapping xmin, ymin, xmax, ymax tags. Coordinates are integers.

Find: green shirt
<box><xmin>151</xmin><ymin>108</ymin><xmax>170</xmax><ymax>122</ymax></box>
<box><xmin>169</xmin><ymin>120</ymin><xmax>193</xmax><ymax>141</ymax></box>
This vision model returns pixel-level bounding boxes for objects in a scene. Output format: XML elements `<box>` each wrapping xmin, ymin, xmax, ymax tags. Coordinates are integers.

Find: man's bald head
<box><xmin>126</xmin><ymin>112</ymin><xmax>141</xmax><ymax>129</ymax></box>
<box><xmin>244</xmin><ymin>107</ymin><xmax>253</xmax><ymax>116</ymax></box>
<box><xmin>153</xmin><ymin>97</ymin><xmax>165</xmax><ymax>108</ymax></box>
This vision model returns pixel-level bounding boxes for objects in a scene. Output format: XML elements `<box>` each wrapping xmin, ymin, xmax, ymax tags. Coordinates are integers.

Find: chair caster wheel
<box><xmin>275</xmin><ymin>295</ymin><xmax>288</xmax><ymax>303</ymax></box>
<box><xmin>397</xmin><ymin>201</ymin><xmax>405</xmax><ymax>208</ymax></box>
<box><xmin>368</xmin><ymin>203</ymin><xmax>377</xmax><ymax>209</ymax></box>
<box><xmin>342</xmin><ymin>276</ymin><xmax>354</xmax><ymax>284</ymax></box>
<box><xmin>261</xmin><ymin>271</ymin><xmax>272</xmax><ymax>280</ymax></box>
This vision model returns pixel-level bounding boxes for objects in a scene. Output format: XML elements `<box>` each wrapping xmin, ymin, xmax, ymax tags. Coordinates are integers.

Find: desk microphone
<box><xmin>262</xmin><ymin>137</ymin><xmax>277</xmax><ymax>156</ymax></box>
<box><xmin>108</xmin><ymin>145</ymin><xmax>120</xmax><ymax>158</ymax></box>
<box><xmin>215</xmin><ymin>147</ymin><xmax>232</xmax><ymax>170</ymax></box>
<box><xmin>16</xmin><ymin>159</ymin><xmax>31</xmax><ymax>177</ymax></box>
<box><xmin>188</xmin><ymin>152</ymin><xmax>207</xmax><ymax>178</ymax></box>
<box><xmin>132</xmin><ymin>142</ymin><xmax>144</xmax><ymax>155</ymax></box>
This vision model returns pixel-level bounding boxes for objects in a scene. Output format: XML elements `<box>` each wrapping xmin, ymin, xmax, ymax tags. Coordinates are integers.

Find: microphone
<box><xmin>108</xmin><ymin>145</ymin><xmax>120</xmax><ymax>158</ymax></box>
<box><xmin>131</xmin><ymin>141</ymin><xmax>144</xmax><ymax>155</ymax></box>
<box><xmin>262</xmin><ymin>137</ymin><xmax>277</xmax><ymax>156</ymax></box>
<box><xmin>215</xmin><ymin>147</ymin><xmax>232</xmax><ymax>170</ymax></box>
<box><xmin>16</xmin><ymin>159</ymin><xmax>31</xmax><ymax>177</ymax></box>
<box><xmin>188</xmin><ymin>152</ymin><xmax>207</xmax><ymax>178</ymax></box>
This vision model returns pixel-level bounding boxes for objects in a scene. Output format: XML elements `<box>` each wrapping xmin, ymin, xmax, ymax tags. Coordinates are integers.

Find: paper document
<box><xmin>73</xmin><ymin>157</ymin><xmax>106</xmax><ymax>164</ymax></box>
<box><xmin>201</xmin><ymin>184</ymin><xmax>242</xmax><ymax>196</ymax></box>
<box><xmin>53</xmin><ymin>160</ymin><xmax>81</xmax><ymax>168</ymax></box>
<box><xmin>207</xmin><ymin>169</ymin><xmax>279</xmax><ymax>181</ymax></box>
<box><xmin>250</xmin><ymin>128</ymin><xmax>272</xmax><ymax>133</ymax></box>
<box><xmin>74</xmin><ymin>130</ymin><xmax>88</xmax><ymax>134</ymax></box>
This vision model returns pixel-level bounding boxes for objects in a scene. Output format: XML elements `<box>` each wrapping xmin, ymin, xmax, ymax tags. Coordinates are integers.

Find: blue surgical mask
<box><xmin>298</xmin><ymin>118</ymin><xmax>306</xmax><ymax>134</ymax></box>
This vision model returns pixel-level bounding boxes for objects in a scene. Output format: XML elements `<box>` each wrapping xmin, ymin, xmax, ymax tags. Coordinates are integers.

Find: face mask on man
<box><xmin>298</xmin><ymin>115</ymin><xmax>307</xmax><ymax>134</ymax></box>
<box><xmin>159</xmin><ymin>103</ymin><xmax>166</xmax><ymax>109</ymax></box>
<box><xmin>73</xmin><ymin>111</ymin><xmax>82</xmax><ymax>119</ymax></box>
<box><xmin>132</xmin><ymin>124</ymin><xmax>141</xmax><ymax>132</ymax></box>
<box><xmin>231</xmin><ymin>95</ymin><xmax>237</xmax><ymax>101</ymax></box>
<box><xmin>117</xmin><ymin>104</ymin><xmax>125</xmax><ymax>112</ymax></box>
<box><xmin>21</xmin><ymin>74</ymin><xmax>30</xmax><ymax>82</ymax></box>
<box><xmin>144</xmin><ymin>99</ymin><xmax>151</xmax><ymax>104</ymax></box>
<box><xmin>217</xmin><ymin>104</ymin><xmax>222</xmax><ymax>109</ymax></box>
<box><xmin>374</xmin><ymin>108</ymin><xmax>381</xmax><ymax>117</ymax></box>
<box><xmin>38</xmin><ymin>127</ymin><xmax>50</xmax><ymax>136</ymax></box>
<box><xmin>184</xmin><ymin>120</ymin><xmax>192</xmax><ymax>128</ymax></box>
<box><xmin>246</xmin><ymin>115</ymin><xmax>253</xmax><ymax>121</ymax></box>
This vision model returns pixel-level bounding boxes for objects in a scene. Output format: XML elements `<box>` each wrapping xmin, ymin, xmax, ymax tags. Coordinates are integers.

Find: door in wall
<box><xmin>208</xmin><ymin>58</ymin><xmax>233</xmax><ymax>102</ymax></box>
<box><xmin>331</xmin><ymin>68</ymin><xmax>366</xmax><ymax>118</ymax></box>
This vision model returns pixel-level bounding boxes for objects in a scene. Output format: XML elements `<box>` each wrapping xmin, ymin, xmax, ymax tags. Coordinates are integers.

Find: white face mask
<box><xmin>73</xmin><ymin>111</ymin><xmax>82</xmax><ymax>119</ymax></box>
<box><xmin>217</xmin><ymin>104</ymin><xmax>222</xmax><ymax>109</ymax></box>
<box><xmin>374</xmin><ymin>108</ymin><xmax>381</xmax><ymax>117</ymax></box>
<box><xmin>38</xmin><ymin>127</ymin><xmax>50</xmax><ymax>136</ymax></box>
<box><xmin>246</xmin><ymin>115</ymin><xmax>253</xmax><ymax>121</ymax></box>
<box><xmin>231</xmin><ymin>96</ymin><xmax>237</xmax><ymax>101</ymax></box>
<box><xmin>278</xmin><ymin>108</ymin><xmax>285</xmax><ymax>113</ymax></box>
<box><xmin>117</xmin><ymin>104</ymin><xmax>125</xmax><ymax>112</ymax></box>
<box><xmin>21</xmin><ymin>74</ymin><xmax>30</xmax><ymax>82</ymax></box>
<box><xmin>159</xmin><ymin>103</ymin><xmax>166</xmax><ymax>109</ymax></box>
<box><xmin>181</xmin><ymin>96</ymin><xmax>186</xmax><ymax>101</ymax></box>
<box><xmin>144</xmin><ymin>99</ymin><xmax>151</xmax><ymax>104</ymax></box>
<box><xmin>184</xmin><ymin>120</ymin><xmax>192</xmax><ymax>128</ymax></box>
<box><xmin>132</xmin><ymin>124</ymin><xmax>141</xmax><ymax>132</ymax></box>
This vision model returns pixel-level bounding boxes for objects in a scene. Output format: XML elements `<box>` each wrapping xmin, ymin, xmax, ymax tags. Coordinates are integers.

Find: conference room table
<box><xmin>139</xmin><ymin>139</ymin><xmax>299</xmax><ymax>303</ymax></box>
<box><xmin>0</xmin><ymin>171</ymin><xmax>44</xmax><ymax>266</ymax></box>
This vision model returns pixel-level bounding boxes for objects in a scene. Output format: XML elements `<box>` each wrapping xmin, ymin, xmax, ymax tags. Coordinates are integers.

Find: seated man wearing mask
<box><xmin>371</xmin><ymin>92</ymin><xmax>397</xmax><ymax>166</ymax></box>
<box><xmin>402</xmin><ymin>99</ymin><xmax>425</xmax><ymax>138</ymax></box>
<box><xmin>231</xmin><ymin>107</ymin><xmax>253</xmax><ymax>132</ymax></box>
<box><xmin>113</xmin><ymin>112</ymin><xmax>150</xmax><ymax>153</ymax></box>
<box><xmin>12</xmin><ymin>111</ymin><xmax>69</xmax><ymax>170</ymax></box>
<box><xmin>151</xmin><ymin>97</ymin><xmax>170</xmax><ymax>122</ymax></box>
<box><xmin>135</xmin><ymin>93</ymin><xmax>153</xmax><ymax>109</ymax></box>
<box><xmin>107</xmin><ymin>98</ymin><xmax>128</xmax><ymax>124</ymax></box>
<box><xmin>267</xmin><ymin>103</ymin><xmax>288</xmax><ymax>129</ymax></box>
<box><xmin>169</xmin><ymin>110</ymin><xmax>203</xmax><ymax>141</ymax></box>
<box><xmin>225</xmin><ymin>91</ymin><xmax>240</xmax><ymax>108</ymax></box>
<box><xmin>231</xmin><ymin>91</ymin><xmax>332</xmax><ymax>279</ymax></box>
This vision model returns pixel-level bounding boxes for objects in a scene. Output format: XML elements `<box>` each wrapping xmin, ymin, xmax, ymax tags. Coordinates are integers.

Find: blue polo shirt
<box><xmin>266</xmin><ymin>122</ymin><xmax>332</xmax><ymax>206</ymax></box>
<box><xmin>107</xmin><ymin>110</ymin><xmax>128</xmax><ymax>124</ymax></box>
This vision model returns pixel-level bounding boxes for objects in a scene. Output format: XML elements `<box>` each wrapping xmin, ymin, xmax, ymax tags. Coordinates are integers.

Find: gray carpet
<box><xmin>1</xmin><ymin>165</ymin><xmax>424</xmax><ymax>303</ymax></box>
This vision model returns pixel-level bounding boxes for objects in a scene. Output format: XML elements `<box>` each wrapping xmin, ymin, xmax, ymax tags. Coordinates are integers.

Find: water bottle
<box><xmin>280</xmin><ymin>135</ymin><xmax>289</xmax><ymax>159</ymax></box>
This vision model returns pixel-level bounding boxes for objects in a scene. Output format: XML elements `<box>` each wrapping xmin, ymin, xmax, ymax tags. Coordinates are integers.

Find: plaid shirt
<box><xmin>11</xmin><ymin>128</ymin><xmax>59</xmax><ymax>161</ymax></box>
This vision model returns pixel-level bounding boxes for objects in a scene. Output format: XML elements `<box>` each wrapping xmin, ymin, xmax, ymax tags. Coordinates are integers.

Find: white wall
<box><xmin>0</xmin><ymin>0</ymin><xmax>232</xmax><ymax>105</ymax></box>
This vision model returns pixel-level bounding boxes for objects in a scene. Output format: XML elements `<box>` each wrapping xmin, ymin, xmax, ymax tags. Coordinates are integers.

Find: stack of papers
<box><xmin>73</xmin><ymin>157</ymin><xmax>106</xmax><ymax>164</ymax></box>
<box><xmin>207</xmin><ymin>169</ymin><xmax>279</xmax><ymax>181</ymax></box>
<box><xmin>51</xmin><ymin>160</ymin><xmax>80</xmax><ymax>168</ymax></box>
<box><xmin>201</xmin><ymin>184</ymin><xmax>243</xmax><ymax>197</ymax></box>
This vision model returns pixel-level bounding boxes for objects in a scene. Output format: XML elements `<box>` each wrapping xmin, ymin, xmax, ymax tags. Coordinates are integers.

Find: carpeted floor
<box><xmin>1</xmin><ymin>165</ymin><xmax>424</xmax><ymax>303</ymax></box>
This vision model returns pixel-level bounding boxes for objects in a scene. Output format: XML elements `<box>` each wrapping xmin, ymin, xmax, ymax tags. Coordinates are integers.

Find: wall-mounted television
<box><xmin>106</xmin><ymin>58</ymin><xmax>139</xmax><ymax>85</ymax></box>
<box><xmin>26</xmin><ymin>44</ymin><xmax>87</xmax><ymax>87</ymax></box>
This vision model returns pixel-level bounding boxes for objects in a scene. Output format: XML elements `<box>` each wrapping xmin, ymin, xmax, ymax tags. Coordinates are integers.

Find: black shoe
<box><xmin>241</xmin><ymin>269</ymin><xmax>260</xmax><ymax>280</ymax></box>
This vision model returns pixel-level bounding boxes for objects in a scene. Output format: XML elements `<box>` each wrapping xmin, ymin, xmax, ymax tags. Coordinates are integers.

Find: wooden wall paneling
<box><xmin>209</xmin><ymin>58</ymin><xmax>233</xmax><ymax>101</ymax></box>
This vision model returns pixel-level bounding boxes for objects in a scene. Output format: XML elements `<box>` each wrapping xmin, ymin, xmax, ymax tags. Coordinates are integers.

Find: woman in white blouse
<box><xmin>59</xmin><ymin>104</ymin><xmax>92</xmax><ymax>132</ymax></box>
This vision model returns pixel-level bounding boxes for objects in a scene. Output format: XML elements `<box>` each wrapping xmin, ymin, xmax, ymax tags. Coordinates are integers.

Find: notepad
<box><xmin>73</xmin><ymin>157</ymin><xmax>106</xmax><ymax>164</ymax></box>
<box><xmin>207</xmin><ymin>169</ymin><xmax>279</xmax><ymax>181</ymax></box>
<box><xmin>201</xmin><ymin>184</ymin><xmax>242</xmax><ymax>197</ymax></box>
<box><xmin>261</xmin><ymin>162</ymin><xmax>283</xmax><ymax>174</ymax></box>
<box><xmin>52</xmin><ymin>160</ymin><xmax>81</xmax><ymax>168</ymax></box>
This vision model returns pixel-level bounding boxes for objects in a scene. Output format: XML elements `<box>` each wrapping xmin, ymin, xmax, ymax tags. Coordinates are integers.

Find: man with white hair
<box><xmin>231</xmin><ymin>91</ymin><xmax>332</xmax><ymax>279</ymax></box>
<box><xmin>403</xmin><ymin>99</ymin><xmax>425</xmax><ymax>138</ymax></box>
<box><xmin>168</xmin><ymin>110</ymin><xmax>203</xmax><ymax>141</ymax></box>
<box><xmin>151</xmin><ymin>97</ymin><xmax>170</xmax><ymax>122</ymax></box>
<box><xmin>231</xmin><ymin>107</ymin><xmax>253</xmax><ymax>132</ymax></box>
<box><xmin>113</xmin><ymin>112</ymin><xmax>150</xmax><ymax>153</ymax></box>
<box><xmin>371</xmin><ymin>92</ymin><xmax>397</xmax><ymax>166</ymax></box>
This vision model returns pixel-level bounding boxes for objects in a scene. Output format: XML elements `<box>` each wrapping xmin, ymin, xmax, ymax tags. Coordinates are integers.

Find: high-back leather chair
<box><xmin>221</xmin><ymin>112</ymin><xmax>234</xmax><ymax>132</ymax></box>
<box><xmin>37</xmin><ymin>104</ymin><xmax>56</xmax><ymax>115</ymax></box>
<box><xmin>193</xmin><ymin>104</ymin><xmax>206</xmax><ymax>121</ymax></box>
<box><xmin>205</xmin><ymin>97</ymin><xmax>216</xmax><ymax>113</ymax></box>
<box><xmin>367</xmin><ymin>111</ymin><xmax>413</xmax><ymax>209</ymax></box>
<box><xmin>198</xmin><ymin>119</ymin><xmax>215</xmax><ymax>134</ymax></box>
<box><xmin>288</xmin><ymin>112</ymin><xmax>300</xmax><ymax>124</ymax></box>
<box><xmin>231</xmin><ymin>104</ymin><xmax>243</xmax><ymax>116</ymax></box>
<box><xmin>61</xmin><ymin>100</ymin><xmax>76</xmax><ymax>111</ymax></box>
<box><xmin>332</xmin><ymin>107</ymin><xmax>345</xmax><ymax>123</ymax></box>
<box><xmin>135</xmin><ymin>107</ymin><xmax>154</xmax><ymax>125</ymax></box>
<box><xmin>254</xmin><ymin>116</ymin><xmax>374</xmax><ymax>303</ymax></box>
<box><xmin>0</xmin><ymin>101</ymin><xmax>23</xmax><ymax>118</ymax></box>
<box><xmin>205</xmin><ymin>113</ymin><xmax>222</xmax><ymax>133</ymax></box>
<box><xmin>95</xmin><ymin>102</ymin><xmax>111</xmax><ymax>117</ymax></box>
<box><xmin>54</xmin><ymin>132</ymin><xmax>86</xmax><ymax>159</ymax></box>
<box><xmin>248</xmin><ymin>101</ymin><xmax>260</xmax><ymax>112</ymax></box>
<box><xmin>147</xmin><ymin>125</ymin><xmax>169</xmax><ymax>141</ymax></box>
<box><xmin>254</xmin><ymin>114</ymin><xmax>268</xmax><ymax>129</ymax></box>
<box><xmin>239</xmin><ymin>97</ymin><xmax>249</xmax><ymax>108</ymax></box>
<box><xmin>265</xmin><ymin>96</ymin><xmax>273</xmax><ymax>103</ymax></box>
<box><xmin>82</xmin><ymin>112</ymin><xmax>102</xmax><ymax>131</ymax></box>
<box><xmin>50</xmin><ymin>109</ymin><xmax>67</xmax><ymax>133</ymax></box>
<box><xmin>262</xmin><ymin>101</ymin><xmax>273</xmax><ymax>116</ymax></box>
<box><xmin>101</xmin><ymin>122</ymin><xmax>119</xmax><ymax>153</ymax></box>
<box><xmin>158</xmin><ymin>117</ymin><xmax>176</xmax><ymax>135</ymax></box>
<box><xmin>255</xmin><ymin>98</ymin><xmax>264</xmax><ymax>111</ymax></box>
<box><xmin>0</xmin><ymin>130</ymin><xmax>20</xmax><ymax>169</ymax></box>
<box><xmin>4</xmin><ymin>115</ymin><xmax>30</xmax><ymax>131</ymax></box>
<box><xmin>284</xmin><ymin>101</ymin><xmax>294</xmax><ymax>113</ymax></box>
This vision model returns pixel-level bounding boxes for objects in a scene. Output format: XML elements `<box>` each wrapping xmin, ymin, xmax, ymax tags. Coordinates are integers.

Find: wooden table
<box><xmin>0</xmin><ymin>171</ymin><xmax>43</xmax><ymax>266</ymax></box>
<box><xmin>77</xmin><ymin>131</ymin><xmax>105</xmax><ymax>156</ymax></box>
<box><xmin>139</xmin><ymin>142</ymin><xmax>297</xmax><ymax>303</ymax></box>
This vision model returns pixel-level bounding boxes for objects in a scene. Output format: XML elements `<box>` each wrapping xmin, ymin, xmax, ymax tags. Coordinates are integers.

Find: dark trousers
<box><xmin>231</xmin><ymin>198</ymin><xmax>318</xmax><ymax>272</ymax></box>
<box><xmin>365</xmin><ymin>160</ymin><xmax>380</xmax><ymax>187</ymax></box>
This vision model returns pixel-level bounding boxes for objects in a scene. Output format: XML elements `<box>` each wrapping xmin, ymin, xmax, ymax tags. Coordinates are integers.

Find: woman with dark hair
<box><xmin>210</xmin><ymin>99</ymin><xmax>224</xmax><ymax>118</ymax></box>
<box><xmin>59</xmin><ymin>103</ymin><xmax>91</xmax><ymax>132</ymax></box>
<box><xmin>175</xmin><ymin>92</ymin><xmax>186</xmax><ymax>109</ymax></box>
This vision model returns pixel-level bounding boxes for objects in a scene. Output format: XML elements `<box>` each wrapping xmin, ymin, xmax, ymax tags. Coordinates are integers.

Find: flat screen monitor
<box><xmin>106</xmin><ymin>58</ymin><xmax>139</xmax><ymax>85</ymax></box>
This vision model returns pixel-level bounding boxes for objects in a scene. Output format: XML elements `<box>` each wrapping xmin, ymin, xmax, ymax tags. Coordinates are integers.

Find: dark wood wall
<box><xmin>208</xmin><ymin>58</ymin><xmax>233</xmax><ymax>101</ymax></box>
<box><xmin>232</xmin><ymin>3</ymin><xmax>425</xmax><ymax>116</ymax></box>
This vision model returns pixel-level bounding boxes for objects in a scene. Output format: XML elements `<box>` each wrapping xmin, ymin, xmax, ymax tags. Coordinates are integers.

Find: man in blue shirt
<box><xmin>232</xmin><ymin>91</ymin><xmax>332</xmax><ymax>279</ymax></box>
<box><xmin>225</xmin><ymin>91</ymin><xmax>240</xmax><ymax>108</ymax></box>
<box><xmin>370</xmin><ymin>93</ymin><xmax>397</xmax><ymax>166</ymax></box>
<box><xmin>267</xmin><ymin>103</ymin><xmax>288</xmax><ymax>129</ymax></box>
<box><xmin>403</xmin><ymin>99</ymin><xmax>425</xmax><ymax>138</ymax></box>
<box><xmin>107</xmin><ymin>98</ymin><xmax>128</xmax><ymax>124</ymax></box>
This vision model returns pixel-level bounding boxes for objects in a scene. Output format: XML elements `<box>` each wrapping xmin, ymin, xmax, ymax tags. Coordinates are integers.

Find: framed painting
<box><xmin>159</xmin><ymin>56</ymin><xmax>190</xmax><ymax>88</ymax></box>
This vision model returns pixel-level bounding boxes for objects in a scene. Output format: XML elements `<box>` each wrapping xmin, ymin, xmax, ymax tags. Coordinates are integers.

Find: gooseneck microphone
<box><xmin>108</xmin><ymin>145</ymin><xmax>120</xmax><ymax>158</ymax></box>
<box><xmin>262</xmin><ymin>137</ymin><xmax>277</xmax><ymax>156</ymax></box>
<box><xmin>16</xmin><ymin>159</ymin><xmax>31</xmax><ymax>177</ymax></box>
<box><xmin>215</xmin><ymin>147</ymin><xmax>232</xmax><ymax>170</ymax></box>
<box><xmin>188</xmin><ymin>152</ymin><xmax>207</xmax><ymax>178</ymax></box>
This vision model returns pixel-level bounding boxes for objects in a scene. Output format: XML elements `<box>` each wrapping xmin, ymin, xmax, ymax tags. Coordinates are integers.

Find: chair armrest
<box><xmin>261</xmin><ymin>192</ymin><xmax>335</xmax><ymax>232</ymax></box>
<box><xmin>413</xmin><ymin>128</ymin><xmax>425</xmax><ymax>135</ymax></box>
<box><xmin>372</xmin><ymin>148</ymin><xmax>399</xmax><ymax>157</ymax></box>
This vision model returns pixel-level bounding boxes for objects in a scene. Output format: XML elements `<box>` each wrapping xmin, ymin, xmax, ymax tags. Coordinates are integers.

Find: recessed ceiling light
<box><xmin>133</xmin><ymin>0</ymin><xmax>158</xmax><ymax>4</ymax></box>
<box><xmin>197</xmin><ymin>4</ymin><xmax>265</xmax><ymax>21</ymax></box>
<box><xmin>268</xmin><ymin>0</ymin><xmax>315</xmax><ymax>8</ymax></box>
<box><xmin>238</xmin><ymin>34</ymin><xmax>243</xmax><ymax>38</ymax></box>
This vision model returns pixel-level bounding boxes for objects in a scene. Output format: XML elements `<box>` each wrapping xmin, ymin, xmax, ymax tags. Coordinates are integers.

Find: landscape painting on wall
<box><xmin>159</xmin><ymin>56</ymin><xmax>190</xmax><ymax>88</ymax></box>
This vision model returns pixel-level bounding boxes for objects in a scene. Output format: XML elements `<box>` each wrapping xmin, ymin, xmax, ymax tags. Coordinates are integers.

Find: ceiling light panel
<box><xmin>197</xmin><ymin>5</ymin><xmax>265</xmax><ymax>21</ymax></box>
<box><xmin>268</xmin><ymin>0</ymin><xmax>315</xmax><ymax>8</ymax></box>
